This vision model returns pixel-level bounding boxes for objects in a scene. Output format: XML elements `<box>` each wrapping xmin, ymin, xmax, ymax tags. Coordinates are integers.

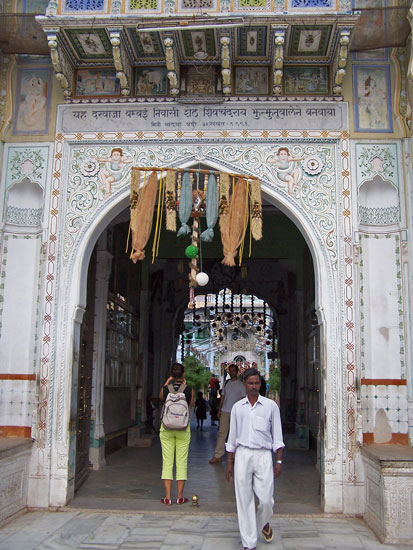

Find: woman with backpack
<box><xmin>158</xmin><ymin>362</ymin><xmax>194</xmax><ymax>505</ymax></box>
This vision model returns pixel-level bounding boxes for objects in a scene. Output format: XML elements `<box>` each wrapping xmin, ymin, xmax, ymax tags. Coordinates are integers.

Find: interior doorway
<box><xmin>72</xmin><ymin>190</ymin><xmax>322</xmax><ymax>511</ymax></box>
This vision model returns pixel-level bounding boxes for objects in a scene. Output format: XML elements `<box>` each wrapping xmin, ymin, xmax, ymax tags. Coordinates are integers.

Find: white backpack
<box><xmin>161</xmin><ymin>383</ymin><xmax>189</xmax><ymax>430</ymax></box>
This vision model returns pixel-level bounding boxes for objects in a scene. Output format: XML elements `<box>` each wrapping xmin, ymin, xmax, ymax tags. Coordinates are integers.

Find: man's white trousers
<box><xmin>234</xmin><ymin>446</ymin><xmax>274</xmax><ymax>549</ymax></box>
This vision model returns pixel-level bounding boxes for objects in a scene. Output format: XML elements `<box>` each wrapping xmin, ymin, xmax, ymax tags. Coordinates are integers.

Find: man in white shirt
<box><xmin>225</xmin><ymin>368</ymin><xmax>284</xmax><ymax>550</ymax></box>
<box><xmin>209</xmin><ymin>363</ymin><xmax>246</xmax><ymax>464</ymax></box>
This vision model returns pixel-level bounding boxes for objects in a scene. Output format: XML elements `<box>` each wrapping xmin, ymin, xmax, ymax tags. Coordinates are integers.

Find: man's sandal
<box><xmin>161</xmin><ymin>498</ymin><xmax>172</xmax><ymax>505</ymax></box>
<box><xmin>262</xmin><ymin>523</ymin><xmax>274</xmax><ymax>543</ymax></box>
<box><xmin>176</xmin><ymin>497</ymin><xmax>188</xmax><ymax>504</ymax></box>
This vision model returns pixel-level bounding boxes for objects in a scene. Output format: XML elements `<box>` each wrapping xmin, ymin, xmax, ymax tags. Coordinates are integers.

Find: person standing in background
<box><xmin>209</xmin><ymin>364</ymin><xmax>246</xmax><ymax>464</ymax></box>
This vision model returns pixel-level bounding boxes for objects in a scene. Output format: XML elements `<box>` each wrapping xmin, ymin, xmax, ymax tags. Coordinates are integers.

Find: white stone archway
<box><xmin>29</xmin><ymin>105</ymin><xmax>359</xmax><ymax>513</ymax></box>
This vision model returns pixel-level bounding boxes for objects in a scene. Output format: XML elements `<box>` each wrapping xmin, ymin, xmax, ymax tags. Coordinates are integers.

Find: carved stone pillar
<box><xmin>89</xmin><ymin>247</ymin><xmax>113</xmax><ymax>470</ymax></box>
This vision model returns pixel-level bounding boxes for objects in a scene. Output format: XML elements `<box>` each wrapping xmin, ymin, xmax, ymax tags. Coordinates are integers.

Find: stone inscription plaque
<box><xmin>58</xmin><ymin>101</ymin><xmax>347</xmax><ymax>134</ymax></box>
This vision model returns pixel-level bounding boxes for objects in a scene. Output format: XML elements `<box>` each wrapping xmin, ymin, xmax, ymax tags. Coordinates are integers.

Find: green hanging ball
<box><xmin>185</xmin><ymin>245</ymin><xmax>199</xmax><ymax>259</ymax></box>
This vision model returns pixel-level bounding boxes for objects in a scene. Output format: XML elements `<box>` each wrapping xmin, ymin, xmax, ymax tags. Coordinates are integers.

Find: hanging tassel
<box><xmin>177</xmin><ymin>171</ymin><xmax>192</xmax><ymax>237</ymax></box>
<box><xmin>219</xmin><ymin>172</ymin><xmax>230</xmax><ymax>233</ymax></box>
<box><xmin>128</xmin><ymin>168</ymin><xmax>141</xmax><ymax>253</ymax></box>
<box><xmin>238</xmin><ymin>179</ymin><xmax>250</xmax><ymax>266</ymax></box>
<box><xmin>165</xmin><ymin>170</ymin><xmax>177</xmax><ymax>231</ymax></box>
<box><xmin>250</xmin><ymin>178</ymin><xmax>263</xmax><ymax>241</ymax></box>
<box><xmin>221</xmin><ymin>178</ymin><xmax>248</xmax><ymax>267</ymax></box>
<box><xmin>152</xmin><ymin>171</ymin><xmax>165</xmax><ymax>263</ymax></box>
<box><xmin>201</xmin><ymin>173</ymin><xmax>218</xmax><ymax>242</ymax></box>
<box><xmin>130</xmin><ymin>171</ymin><xmax>158</xmax><ymax>263</ymax></box>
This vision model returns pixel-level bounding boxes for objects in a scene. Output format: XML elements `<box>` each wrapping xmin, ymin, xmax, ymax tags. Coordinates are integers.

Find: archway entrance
<box><xmin>71</xmin><ymin>191</ymin><xmax>323</xmax><ymax>512</ymax></box>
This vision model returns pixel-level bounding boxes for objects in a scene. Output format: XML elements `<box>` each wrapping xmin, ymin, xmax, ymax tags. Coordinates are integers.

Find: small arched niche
<box><xmin>5</xmin><ymin>177</ymin><xmax>44</xmax><ymax>227</ymax></box>
<box><xmin>358</xmin><ymin>174</ymin><xmax>399</xmax><ymax>226</ymax></box>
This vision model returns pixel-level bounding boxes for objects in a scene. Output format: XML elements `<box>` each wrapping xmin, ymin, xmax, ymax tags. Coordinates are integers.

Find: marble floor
<box><xmin>70</xmin><ymin>420</ymin><xmax>321</xmax><ymax>515</ymax></box>
<box><xmin>2</xmin><ymin>421</ymin><xmax>412</xmax><ymax>549</ymax></box>
<box><xmin>1</xmin><ymin>510</ymin><xmax>413</xmax><ymax>550</ymax></box>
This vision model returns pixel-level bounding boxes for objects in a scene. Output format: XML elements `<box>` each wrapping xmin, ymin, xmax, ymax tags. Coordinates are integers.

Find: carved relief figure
<box><xmin>268</xmin><ymin>147</ymin><xmax>303</xmax><ymax>196</ymax></box>
<box><xmin>98</xmin><ymin>148</ymin><xmax>132</xmax><ymax>196</ymax></box>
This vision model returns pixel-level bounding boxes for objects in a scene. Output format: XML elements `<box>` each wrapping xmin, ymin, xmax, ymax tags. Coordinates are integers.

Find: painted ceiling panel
<box><xmin>237</xmin><ymin>26</ymin><xmax>268</xmax><ymax>58</ymax></box>
<box><xmin>180</xmin><ymin>29</ymin><xmax>217</xmax><ymax>60</ymax></box>
<box><xmin>126</xmin><ymin>29</ymin><xmax>165</xmax><ymax>60</ymax></box>
<box><xmin>64</xmin><ymin>28</ymin><xmax>113</xmax><ymax>61</ymax></box>
<box><xmin>287</xmin><ymin>25</ymin><xmax>333</xmax><ymax>58</ymax></box>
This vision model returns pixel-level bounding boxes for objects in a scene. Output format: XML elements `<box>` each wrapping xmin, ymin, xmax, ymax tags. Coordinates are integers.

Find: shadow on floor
<box><xmin>69</xmin><ymin>420</ymin><xmax>321</xmax><ymax>515</ymax></box>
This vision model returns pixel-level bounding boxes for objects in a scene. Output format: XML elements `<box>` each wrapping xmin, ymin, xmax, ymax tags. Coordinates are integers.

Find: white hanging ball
<box><xmin>196</xmin><ymin>272</ymin><xmax>209</xmax><ymax>286</ymax></box>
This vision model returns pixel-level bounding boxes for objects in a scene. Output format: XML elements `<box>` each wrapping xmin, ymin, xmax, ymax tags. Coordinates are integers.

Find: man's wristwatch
<box><xmin>276</xmin><ymin>460</ymin><xmax>283</xmax><ymax>464</ymax></box>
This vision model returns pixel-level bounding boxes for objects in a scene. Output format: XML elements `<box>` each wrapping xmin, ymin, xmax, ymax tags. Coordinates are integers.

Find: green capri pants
<box><xmin>159</xmin><ymin>424</ymin><xmax>191</xmax><ymax>480</ymax></box>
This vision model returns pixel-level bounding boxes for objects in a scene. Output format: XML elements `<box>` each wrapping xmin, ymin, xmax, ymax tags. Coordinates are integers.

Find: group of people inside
<box><xmin>158</xmin><ymin>361</ymin><xmax>284</xmax><ymax>550</ymax></box>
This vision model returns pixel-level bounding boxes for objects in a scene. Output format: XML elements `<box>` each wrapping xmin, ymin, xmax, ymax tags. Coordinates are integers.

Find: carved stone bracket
<box><xmin>109</xmin><ymin>29</ymin><xmax>132</xmax><ymax>97</ymax></box>
<box><xmin>332</xmin><ymin>28</ymin><xmax>351</xmax><ymax>96</ymax></box>
<box><xmin>164</xmin><ymin>36</ymin><xmax>179</xmax><ymax>96</ymax></box>
<box><xmin>272</xmin><ymin>27</ymin><xmax>287</xmax><ymax>96</ymax></box>
<box><xmin>44</xmin><ymin>27</ymin><xmax>74</xmax><ymax>98</ymax></box>
<box><xmin>221</xmin><ymin>36</ymin><xmax>231</xmax><ymax>96</ymax></box>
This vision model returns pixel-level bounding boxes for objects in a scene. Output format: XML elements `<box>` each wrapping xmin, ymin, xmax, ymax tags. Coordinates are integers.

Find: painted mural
<box><xmin>353</xmin><ymin>65</ymin><xmax>392</xmax><ymax>132</ymax></box>
<box><xmin>13</xmin><ymin>67</ymin><xmax>51</xmax><ymax>135</ymax></box>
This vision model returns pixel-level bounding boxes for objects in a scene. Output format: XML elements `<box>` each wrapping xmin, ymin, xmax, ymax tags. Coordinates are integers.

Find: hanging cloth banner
<box><xmin>250</xmin><ymin>178</ymin><xmax>263</xmax><ymax>241</ymax></box>
<box><xmin>177</xmin><ymin>171</ymin><xmax>192</xmax><ymax>237</ymax></box>
<box><xmin>165</xmin><ymin>169</ymin><xmax>177</xmax><ymax>232</ymax></box>
<box><xmin>130</xmin><ymin>170</ymin><xmax>159</xmax><ymax>263</ymax></box>
<box><xmin>220</xmin><ymin>178</ymin><xmax>249</xmax><ymax>267</ymax></box>
<box><xmin>201</xmin><ymin>173</ymin><xmax>218</xmax><ymax>243</ymax></box>
<box><xmin>128</xmin><ymin>167</ymin><xmax>262</xmax><ymax>265</ymax></box>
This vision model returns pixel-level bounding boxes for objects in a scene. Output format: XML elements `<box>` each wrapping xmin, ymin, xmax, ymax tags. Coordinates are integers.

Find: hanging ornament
<box><xmin>196</xmin><ymin>272</ymin><xmax>209</xmax><ymax>286</ymax></box>
<box><xmin>185</xmin><ymin>245</ymin><xmax>199</xmax><ymax>258</ymax></box>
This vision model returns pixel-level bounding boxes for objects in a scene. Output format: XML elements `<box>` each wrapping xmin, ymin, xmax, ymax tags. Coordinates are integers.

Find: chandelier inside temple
<box><xmin>180</xmin><ymin>290</ymin><xmax>276</xmax><ymax>360</ymax></box>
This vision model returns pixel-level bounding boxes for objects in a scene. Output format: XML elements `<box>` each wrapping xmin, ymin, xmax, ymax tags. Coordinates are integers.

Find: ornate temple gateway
<box><xmin>0</xmin><ymin>0</ymin><xmax>412</xmax><ymax>543</ymax></box>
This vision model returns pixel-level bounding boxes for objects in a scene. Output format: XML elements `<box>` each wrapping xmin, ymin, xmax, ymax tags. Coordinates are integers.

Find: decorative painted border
<box><xmin>340</xmin><ymin>129</ymin><xmax>357</xmax><ymax>483</ymax></box>
<box><xmin>125</xmin><ymin>0</ymin><xmax>162</xmax><ymax>12</ymax></box>
<box><xmin>178</xmin><ymin>0</ymin><xmax>218</xmax><ymax>11</ymax></box>
<box><xmin>353</xmin><ymin>48</ymin><xmax>389</xmax><ymax>62</ymax></box>
<box><xmin>59</xmin><ymin>0</ymin><xmax>109</xmax><ymax>14</ymax></box>
<box><xmin>355</xmin><ymin>143</ymin><xmax>399</xmax><ymax>189</ymax></box>
<box><xmin>2</xmin><ymin>145</ymin><xmax>50</xmax><ymax>223</ymax></box>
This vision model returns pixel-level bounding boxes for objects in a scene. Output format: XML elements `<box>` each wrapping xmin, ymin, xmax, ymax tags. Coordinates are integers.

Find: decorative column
<box><xmin>109</xmin><ymin>28</ymin><xmax>132</xmax><ymax>97</ymax></box>
<box><xmin>164</xmin><ymin>36</ymin><xmax>179</xmax><ymax>96</ymax></box>
<box><xmin>272</xmin><ymin>28</ymin><xmax>286</xmax><ymax>95</ymax></box>
<box><xmin>89</xmin><ymin>245</ymin><xmax>113</xmax><ymax>470</ymax></box>
<box><xmin>332</xmin><ymin>29</ymin><xmax>351</xmax><ymax>96</ymax></box>
<box><xmin>220</xmin><ymin>36</ymin><xmax>231</xmax><ymax>96</ymax></box>
<box><xmin>66</xmin><ymin>305</ymin><xmax>85</xmax><ymax>502</ymax></box>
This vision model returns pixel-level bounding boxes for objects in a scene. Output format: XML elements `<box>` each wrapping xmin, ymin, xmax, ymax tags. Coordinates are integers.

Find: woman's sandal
<box><xmin>262</xmin><ymin>523</ymin><xmax>273</xmax><ymax>543</ymax></box>
<box><xmin>176</xmin><ymin>497</ymin><xmax>188</xmax><ymax>505</ymax></box>
<box><xmin>161</xmin><ymin>498</ymin><xmax>172</xmax><ymax>505</ymax></box>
